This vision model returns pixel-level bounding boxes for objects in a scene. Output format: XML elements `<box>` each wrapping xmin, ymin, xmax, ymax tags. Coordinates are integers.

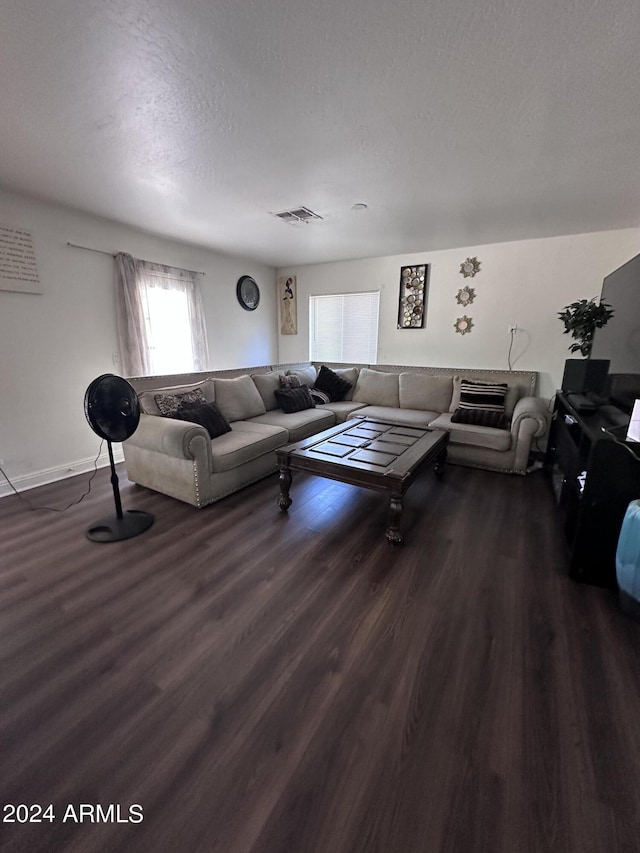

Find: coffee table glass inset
<box><xmin>276</xmin><ymin>418</ymin><xmax>449</xmax><ymax>544</ymax></box>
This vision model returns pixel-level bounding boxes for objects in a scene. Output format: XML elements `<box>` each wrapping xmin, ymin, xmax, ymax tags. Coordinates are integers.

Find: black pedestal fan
<box><xmin>84</xmin><ymin>374</ymin><xmax>154</xmax><ymax>542</ymax></box>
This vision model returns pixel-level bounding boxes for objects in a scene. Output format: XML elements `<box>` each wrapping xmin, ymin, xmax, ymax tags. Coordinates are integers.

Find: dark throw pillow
<box><xmin>451</xmin><ymin>408</ymin><xmax>508</xmax><ymax>429</ymax></box>
<box><xmin>154</xmin><ymin>388</ymin><xmax>207</xmax><ymax>417</ymax></box>
<box><xmin>274</xmin><ymin>386</ymin><xmax>316</xmax><ymax>413</ymax></box>
<box><xmin>313</xmin><ymin>364</ymin><xmax>352</xmax><ymax>402</ymax></box>
<box><xmin>168</xmin><ymin>400</ymin><xmax>232</xmax><ymax>439</ymax></box>
<box><xmin>452</xmin><ymin>379</ymin><xmax>509</xmax><ymax>429</ymax></box>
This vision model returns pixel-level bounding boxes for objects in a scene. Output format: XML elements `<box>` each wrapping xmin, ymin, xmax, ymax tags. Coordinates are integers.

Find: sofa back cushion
<box><xmin>352</xmin><ymin>368</ymin><xmax>400</xmax><ymax>407</ymax></box>
<box><xmin>286</xmin><ymin>365</ymin><xmax>317</xmax><ymax>386</ymax></box>
<box><xmin>399</xmin><ymin>373</ymin><xmax>453</xmax><ymax>412</ymax></box>
<box><xmin>214</xmin><ymin>375</ymin><xmax>267</xmax><ymax>422</ymax></box>
<box><xmin>251</xmin><ymin>371</ymin><xmax>282</xmax><ymax>411</ymax></box>
<box><xmin>138</xmin><ymin>379</ymin><xmax>215</xmax><ymax>416</ymax></box>
<box><xmin>332</xmin><ymin>367</ymin><xmax>359</xmax><ymax>401</ymax></box>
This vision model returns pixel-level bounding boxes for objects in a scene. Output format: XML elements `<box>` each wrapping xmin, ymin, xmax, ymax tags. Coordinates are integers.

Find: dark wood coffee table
<box><xmin>276</xmin><ymin>418</ymin><xmax>449</xmax><ymax>544</ymax></box>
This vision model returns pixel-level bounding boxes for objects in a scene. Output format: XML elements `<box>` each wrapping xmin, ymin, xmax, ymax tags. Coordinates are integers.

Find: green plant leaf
<box><xmin>558</xmin><ymin>298</ymin><xmax>614</xmax><ymax>357</ymax></box>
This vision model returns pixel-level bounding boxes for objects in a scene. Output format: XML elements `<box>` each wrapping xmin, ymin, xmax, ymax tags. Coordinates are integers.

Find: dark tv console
<box><xmin>545</xmin><ymin>392</ymin><xmax>640</xmax><ymax>587</ymax></box>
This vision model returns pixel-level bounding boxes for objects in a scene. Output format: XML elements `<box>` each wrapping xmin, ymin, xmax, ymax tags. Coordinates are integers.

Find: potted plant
<box><xmin>558</xmin><ymin>297</ymin><xmax>614</xmax><ymax>394</ymax></box>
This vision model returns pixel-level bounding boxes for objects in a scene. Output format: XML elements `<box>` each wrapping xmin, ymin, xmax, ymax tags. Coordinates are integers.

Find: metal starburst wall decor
<box><xmin>454</xmin><ymin>315</ymin><xmax>474</xmax><ymax>335</ymax></box>
<box><xmin>459</xmin><ymin>257</ymin><xmax>481</xmax><ymax>278</ymax></box>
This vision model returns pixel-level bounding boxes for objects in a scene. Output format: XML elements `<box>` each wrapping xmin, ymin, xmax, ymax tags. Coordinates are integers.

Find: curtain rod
<box><xmin>66</xmin><ymin>242</ymin><xmax>205</xmax><ymax>276</ymax></box>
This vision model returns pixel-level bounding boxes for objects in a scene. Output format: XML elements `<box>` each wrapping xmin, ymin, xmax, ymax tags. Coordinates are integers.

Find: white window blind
<box><xmin>309</xmin><ymin>291</ymin><xmax>380</xmax><ymax>363</ymax></box>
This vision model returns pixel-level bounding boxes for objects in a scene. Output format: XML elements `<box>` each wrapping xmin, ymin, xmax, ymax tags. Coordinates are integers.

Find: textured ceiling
<box><xmin>2</xmin><ymin>0</ymin><xmax>640</xmax><ymax>266</ymax></box>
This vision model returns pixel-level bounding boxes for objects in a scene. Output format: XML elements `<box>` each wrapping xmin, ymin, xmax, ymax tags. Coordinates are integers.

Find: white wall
<box><xmin>0</xmin><ymin>190</ymin><xmax>277</xmax><ymax>495</ymax></box>
<box><xmin>277</xmin><ymin>228</ymin><xmax>640</xmax><ymax>400</ymax></box>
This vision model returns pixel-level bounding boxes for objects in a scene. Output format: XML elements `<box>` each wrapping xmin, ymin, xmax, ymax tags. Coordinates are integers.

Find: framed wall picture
<box><xmin>397</xmin><ymin>263</ymin><xmax>429</xmax><ymax>328</ymax></box>
<box><xmin>279</xmin><ymin>275</ymin><xmax>298</xmax><ymax>335</ymax></box>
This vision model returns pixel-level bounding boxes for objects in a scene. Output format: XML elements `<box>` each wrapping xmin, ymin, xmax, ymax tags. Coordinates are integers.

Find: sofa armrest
<box><xmin>125</xmin><ymin>412</ymin><xmax>213</xmax><ymax>468</ymax></box>
<box><xmin>510</xmin><ymin>396</ymin><xmax>548</xmax><ymax>439</ymax></box>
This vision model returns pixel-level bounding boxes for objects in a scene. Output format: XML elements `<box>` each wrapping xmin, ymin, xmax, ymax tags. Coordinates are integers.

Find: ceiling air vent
<box><xmin>273</xmin><ymin>206</ymin><xmax>323</xmax><ymax>224</ymax></box>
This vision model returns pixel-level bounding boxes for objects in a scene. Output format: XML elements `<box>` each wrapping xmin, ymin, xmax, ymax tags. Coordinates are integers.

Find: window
<box><xmin>309</xmin><ymin>291</ymin><xmax>379</xmax><ymax>363</ymax></box>
<box><xmin>115</xmin><ymin>254</ymin><xmax>210</xmax><ymax>377</ymax></box>
<box><xmin>140</xmin><ymin>266</ymin><xmax>206</xmax><ymax>375</ymax></box>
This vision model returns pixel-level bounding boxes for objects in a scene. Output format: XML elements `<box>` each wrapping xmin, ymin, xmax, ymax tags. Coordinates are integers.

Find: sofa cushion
<box><xmin>352</xmin><ymin>368</ymin><xmax>400</xmax><ymax>407</ymax></box>
<box><xmin>314</xmin><ymin>364</ymin><xmax>353</xmax><ymax>402</ymax></box>
<box><xmin>209</xmin><ymin>421</ymin><xmax>289</xmax><ymax>474</ymax></box>
<box><xmin>286</xmin><ymin>365</ymin><xmax>317</xmax><ymax>386</ymax></box>
<box><xmin>250</xmin><ymin>371</ymin><xmax>282</xmax><ymax>411</ymax></box>
<box><xmin>248</xmin><ymin>408</ymin><xmax>335</xmax><ymax>442</ymax></box>
<box><xmin>138</xmin><ymin>379</ymin><xmax>215</xmax><ymax>416</ymax></box>
<box><xmin>449</xmin><ymin>376</ymin><xmax>520</xmax><ymax>418</ymax></box>
<box><xmin>429</xmin><ymin>413</ymin><xmax>512</xmax><ymax>451</ymax></box>
<box><xmin>168</xmin><ymin>400</ymin><xmax>232</xmax><ymax>439</ymax></box>
<box><xmin>274</xmin><ymin>386</ymin><xmax>316</xmax><ymax>413</ymax></box>
<box><xmin>352</xmin><ymin>406</ymin><xmax>438</xmax><ymax>428</ymax></box>
<box><xmin>214</xmin><ymin>375</ymin><xmax>267</xmax><ymax>422</ymax></box>
<box><xmin>319</xmin><ymin>400</ymin><xmax>368</xmax><ymax>423</ymax></box>
<box><xmin>399</xmin><ymin>373</ymin><xmax>453</xmax><ymax>413</ymax></box>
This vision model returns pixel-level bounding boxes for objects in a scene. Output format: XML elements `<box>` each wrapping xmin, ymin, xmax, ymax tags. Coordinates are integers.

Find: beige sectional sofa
<box><xmin>124</xmin><ymin>362</ymin><xmax>548</xmax><ymax>508</ymax></box>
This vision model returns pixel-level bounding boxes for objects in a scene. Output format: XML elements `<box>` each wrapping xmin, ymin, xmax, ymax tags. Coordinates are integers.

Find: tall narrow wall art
<box><xmin>397</xmin><ymin>263</ymin><xmax>429</xmax><ymax>328</ymax></box>
<box><xmin>279</xmin><ymin>275</ymin><xmax>298</xmax><ymax>335</ymax></box>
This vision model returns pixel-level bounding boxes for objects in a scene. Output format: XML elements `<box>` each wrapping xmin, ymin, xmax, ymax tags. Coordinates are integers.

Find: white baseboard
<box><xmin>0</xmin><ymin>447</ymin><xmax>125</xmax><ymax>499</ymax></box>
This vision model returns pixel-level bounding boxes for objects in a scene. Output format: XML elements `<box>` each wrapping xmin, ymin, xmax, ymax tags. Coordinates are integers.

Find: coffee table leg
<box><xmin>433</xmin><ymin>446</ymin><xmax>448</xmax><ymax>480</ymax></box>
<box><xmin>386</xmin><ymin>495</ymin><xmax>403</xmax><ymax>545</ymax></box>
<box><xmin>278</xmin><ymin>466</ymin><xmax>293</xmax><ymax>511</ymax></box>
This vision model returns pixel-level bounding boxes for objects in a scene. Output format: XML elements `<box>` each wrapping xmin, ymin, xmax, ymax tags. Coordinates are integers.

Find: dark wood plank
<box><xmin>1</xmin><ymin>461</ymin><xmax>640</xmax><ymax>852</ymax></box>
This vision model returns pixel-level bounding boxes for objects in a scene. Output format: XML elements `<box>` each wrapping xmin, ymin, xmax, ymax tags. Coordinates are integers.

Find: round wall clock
<box><xmin>236</xmin><ymin>275</ymin><xmax>260</xmax><ymax>311</ymax></box>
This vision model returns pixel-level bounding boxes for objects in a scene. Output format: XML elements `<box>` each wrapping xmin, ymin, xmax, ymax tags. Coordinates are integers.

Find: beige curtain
<box><xmin>114</xmin><ymin>252</ymin><xmax>210</xmax><ymax>377</ymax></box>
<box><xmin>114</xmin><ymin>253</ymin><xmax>151</xmax><ymax>377</ymax></box>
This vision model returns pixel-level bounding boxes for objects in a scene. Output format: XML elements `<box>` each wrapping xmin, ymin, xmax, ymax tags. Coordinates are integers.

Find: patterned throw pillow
<box><xmin>451</xmin><ymin>379</ymin><xmax>508</xmax><ymax>429</ymax></box>
<box><xmin>279</xmin><ymin>373</ymin><xmax>302</xmax><ymax>389</ymax></box>
<box><xmin>313</xmin><ymin>364</ymin><xmax>352</xmax><ymax>402</ymax></box>
<box><xmin>310</xmin><ymin>389</ymin><xmax>331</xmax><ymax>405</ymax></box>
<box><xmin>169</xmin><ymin>400</ymin><xmax>232</xmax><ymax>439</ymax></box>
<box><xmin>154</xmin><ymin>388</ymin><xmax>207</xmax><ymax>417</ymax></box>
<box><xmin>274</xmin><ymin>386</ymin><xmax>316</xmax><ymax>413</ymax></box>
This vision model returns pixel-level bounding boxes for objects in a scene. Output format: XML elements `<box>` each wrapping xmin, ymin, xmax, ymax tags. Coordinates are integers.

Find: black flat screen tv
<box><xmin>590</xmin><ymin>252</ymin><xmax>640</xmax><ymax>411</ymax></box>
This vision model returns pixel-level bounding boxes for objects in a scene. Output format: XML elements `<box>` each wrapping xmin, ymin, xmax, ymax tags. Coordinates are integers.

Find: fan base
<box><xmin>86</xmin><ymin>510</ymin><xmax>154</xmax><ymax>543</ymax></box>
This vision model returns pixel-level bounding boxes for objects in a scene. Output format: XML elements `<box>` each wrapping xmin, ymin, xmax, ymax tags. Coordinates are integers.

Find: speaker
<box><xmin>561</xmin><ymin>359</ymin><xmax>610</xmax><ymax>395</ymax></box>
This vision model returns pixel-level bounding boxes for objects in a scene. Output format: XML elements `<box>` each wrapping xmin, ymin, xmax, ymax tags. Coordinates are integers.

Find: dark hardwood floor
<box><xmin>1</xmin><ymin>460</ymin><xmax>639</xmax><ymax>853</ymax></box>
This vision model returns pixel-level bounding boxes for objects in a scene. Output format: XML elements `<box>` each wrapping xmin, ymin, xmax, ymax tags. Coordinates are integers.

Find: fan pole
<box><xmin>108</xmin><ymin>440</ymin><xmax>124</xmax><ymax>520</ymax></box>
